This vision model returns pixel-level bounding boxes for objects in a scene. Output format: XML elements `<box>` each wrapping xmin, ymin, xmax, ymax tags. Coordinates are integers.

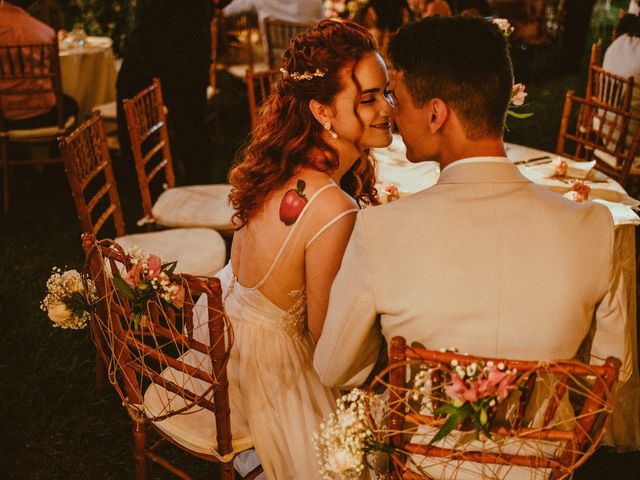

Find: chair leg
<box><xmin>133</xmin><ymin>418</ymin><xmax>147</xmax><ymax>480</ymax></box>
<box><xmin>1</xmin><ymin>138</ymin><xmax>8</xmax><ymax>215</ymax></box>
<box><xmin>219</xmin><ymin>461</ymin><xmax>235</xmax><ymax>480</ymax></box>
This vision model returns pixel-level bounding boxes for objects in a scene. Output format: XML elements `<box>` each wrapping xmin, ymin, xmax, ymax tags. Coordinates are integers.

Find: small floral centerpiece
<box><xmin>314</xmin><ymin>389</ymin><xmax>387</xmax><ymax>480</ymax></box>
<box><xmin>41</xmin><ymin>267</ymin><xmax>95</xmax><ymax>329</ymax></box>
<box><xmin>324</xmin><ymin>0</ymin><xmax>368</xmax><ymax>20</ymax></box>
<box><xmin>563</xmin><ymin>182</ymin><xmax>591</xmax><ymax>203</ymax></box>
<box><xmin>427</xmin><ymin>357</ymin><xmax>518</xmax><ymax>444</ymax></box>
<box><xmin>381</xmin><ymin>182</ymin><xmax>400</xmax><ymax>203</ymax></box>
<box><xmin>112</xmin><ymin>245</ymin><xmax>185</xmax><ymax>329</ymax></box>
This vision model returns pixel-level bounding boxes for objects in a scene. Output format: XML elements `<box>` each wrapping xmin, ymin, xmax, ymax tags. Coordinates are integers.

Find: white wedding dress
<box><xmin>216</xmin><ymin>182</ymin><xmax>357</xmax><ymax>479</ymax></box>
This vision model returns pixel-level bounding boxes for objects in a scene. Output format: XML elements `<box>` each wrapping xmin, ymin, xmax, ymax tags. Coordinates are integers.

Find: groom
<box><xmin>314</xmin><ymin>16</ymin><xmax>627</xmax><ymax>388</ymax></box>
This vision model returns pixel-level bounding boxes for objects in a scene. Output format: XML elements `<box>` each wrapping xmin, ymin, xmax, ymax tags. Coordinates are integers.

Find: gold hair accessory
<box><xmin>280</xmin><ymin>67</ymin><xmax>326</xmax><ymax>81</ymax></box>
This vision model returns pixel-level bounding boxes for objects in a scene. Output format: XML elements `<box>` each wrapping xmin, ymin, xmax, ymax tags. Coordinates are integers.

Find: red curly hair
<box><xmin>229</xmin><ymin>20</ymin><xmax>380</xmax><ymax>228</ymax></box>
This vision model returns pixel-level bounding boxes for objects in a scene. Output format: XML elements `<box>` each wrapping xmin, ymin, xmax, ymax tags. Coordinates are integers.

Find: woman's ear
<box><xmin>308</xmin><ymin>99</ymin><xmax>333</xmax><ymax>125</ymax></box>
<box><xmin>427</xmin><ymin>98</ymin><xmax>449</xmax><ymax>133</ymax></box>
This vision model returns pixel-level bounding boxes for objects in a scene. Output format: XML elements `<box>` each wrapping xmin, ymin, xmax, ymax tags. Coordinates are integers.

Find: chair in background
<box><xmin>219</xmin><ymin>11</ymin><xmax>265</xmax><ymax>78</ymax></box>
<box><xmin>82</xmin><ymin>233</ymin><xmax>262</xmax><ymax>480</ymax></box>
<box><xmin>59</xmin><ymin>112</ymin><xmax>227</xmax><ymax>277</ymax></box>
<box><xmin>264</xmin><ymin>17</ymin><xmax>314</xmax><ymax>68</ymax></box>
<box><xmin>380</xmin><ymin>336</ymin><xmax>620</xmax><ymax>480</ymax></box>
<box><xmin>556</xmin><ymin>91</ymin><xmax>640</xmax><ymax>187</ymax></box>
<box><xmin>589</xmin><ymin>38</ymin><xmax>604</xmax><ymax>68</ymax></box>
<box><xmin>0</xmin><ymin>42</ymin><xmax>75</xmax><ymax>214</ymax></box>
<box><xmin>123</xmin><ymin>79</ymin><xmax>234</xmax><ymax>235</ymax></box>
<box><xmin>246</xmin><ymin>67</ymin><xmax>281</xmax><ymax>130</ymax></box>
<box><xmin>585</xmin><ymin>65</ymin><xmax>635</xmax><ymax>114</ymax></box>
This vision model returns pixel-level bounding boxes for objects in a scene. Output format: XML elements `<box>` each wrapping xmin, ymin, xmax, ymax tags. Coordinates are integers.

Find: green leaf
<box><xmin>434</xmin><ymin>403</ymin><xmax>464</xmax><ymax>416</ymax></box>
<box><xmin>507</xmin><ymin>111</ymin><xmax>534</xmax><ymax>119</ymax></box>
<box><xmin>162</xmin><ymin>261</ymin><xmax>177</xmax><ymax>275</ymax></box>
<box><xmin>429</xmin><ymin>409</ymin><xmax>469</xmax><ymax>444</ymax></box>
<box><xmin>112</xmin><ymin>274</ymin><xmax>135</xmax><ymax>301</ymax></box>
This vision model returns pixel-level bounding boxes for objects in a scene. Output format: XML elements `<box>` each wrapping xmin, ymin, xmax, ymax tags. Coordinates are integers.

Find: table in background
<box><xmin>372</xmin><ymin>134</ymin><xmax>640</xmax><ymax>452</ymax></box>
<box><xmin>59</xmin><ymin>36</ymin><xmax>117</xmax><ymax>121</ymax></box>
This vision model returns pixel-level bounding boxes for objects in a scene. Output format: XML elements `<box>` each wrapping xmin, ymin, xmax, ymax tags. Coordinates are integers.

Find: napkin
<box><xmin>564</xmin><ymin>159</ymin><xmax>596</xmax><ymax>179</ymax></box>
<box><xmin>592</xmin><ymin>199</ymin><xmax>640</xmax><ymax>226</ymax></box>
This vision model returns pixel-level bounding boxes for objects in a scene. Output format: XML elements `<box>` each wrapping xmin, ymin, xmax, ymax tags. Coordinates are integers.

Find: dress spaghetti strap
<box><xmin>253</xmin><ymin>181</ymin><xmax>338</xmax><ymax>289</ymax></box>
<box><xmin>305</xmin><ymin>208</ymin><xmax>359</xmax><ymax>249</ymax></box>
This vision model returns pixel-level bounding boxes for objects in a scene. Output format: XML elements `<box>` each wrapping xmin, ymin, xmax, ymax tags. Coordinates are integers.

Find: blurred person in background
<box><xmin>116</xmin><ymin>0</ymin><xmax>232</xmax><ymax>185</ymax></box>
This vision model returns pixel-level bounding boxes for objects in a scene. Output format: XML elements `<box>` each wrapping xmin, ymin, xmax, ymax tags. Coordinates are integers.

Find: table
<box><xmin>59</xmin><ymin>36</ymin><xmax>117</xmax><ymax>121</ymax></box>
<box><xmin>372</xmin><ymin>135</ymin><xmax>640</xmax><ymax>451</ymax></box>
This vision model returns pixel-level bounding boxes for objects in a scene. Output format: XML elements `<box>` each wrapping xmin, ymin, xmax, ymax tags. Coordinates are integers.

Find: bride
<box><xmin>219</xmin><ymin>19</ymin><xmax>395</xmax><ymax>479</ymax></box>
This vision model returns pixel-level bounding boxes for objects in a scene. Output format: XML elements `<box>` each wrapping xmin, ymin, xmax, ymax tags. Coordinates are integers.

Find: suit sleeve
<box><xmin>591</xmin><ymin>221</ymin><xmax>629</xmax><ymax>381</ymax></box>
<box><xmin>313</xmin><ymin>213</ymin><xmax>382</xmax><ymax>388</ymax></box>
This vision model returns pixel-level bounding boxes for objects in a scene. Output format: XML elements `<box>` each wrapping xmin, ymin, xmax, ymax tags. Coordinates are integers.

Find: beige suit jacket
<box><xmin>314</xmin><ymin>160</ymin><xmax>627</xmax><ymax>388</ymax></box>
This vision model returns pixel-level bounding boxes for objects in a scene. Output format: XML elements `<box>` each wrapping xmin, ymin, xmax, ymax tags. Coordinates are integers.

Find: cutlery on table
<box><xmin>513</xmin><ymin>155</ymin><xmax>552</xmax><ymax>166</ymax></box>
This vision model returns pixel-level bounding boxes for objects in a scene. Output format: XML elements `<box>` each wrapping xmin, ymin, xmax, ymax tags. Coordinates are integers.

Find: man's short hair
<box><xmin>389</xmin><ymin>16</ymin><xmax>514</xmax><ymax>139</ymax></box>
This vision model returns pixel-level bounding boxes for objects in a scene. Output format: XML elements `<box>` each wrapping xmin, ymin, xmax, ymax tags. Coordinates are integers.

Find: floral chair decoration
<box><xmin>81</xmin><ymin>233</ymin><xmax>261</xmax><ymax>480</ymax></box>
<box><xmin>315</xmin><ymin>336</ymin><xmax>620</xmax><ymax>480</ymax></box>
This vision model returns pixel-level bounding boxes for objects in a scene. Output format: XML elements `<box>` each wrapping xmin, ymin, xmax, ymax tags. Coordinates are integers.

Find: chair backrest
<box><xmin>264</xmin><ymin>17</ymin><xmax>314</xmax><ymax>68</ymax></box>
<box><xmin>220</xmin><ymin>11</ymin><xmax>260</xmax><ymax>70</ymax></box>
<box><xmin>381</xmin><ymin>336</ymin><xmax>620</xmax><ymax>480</ymax></box>
<box><xmin>81</xmin><ymin>233</ymin><xmax>235</xmax><ymax>459</ymax></box>
<box><xmin>246</xmin><ymin>67</ymin><xmax>281</xmax><ymax>130</ymax></box>
<box><xmin>589</xmin><ymin>38</ymin><xmax>604</xmax><ymax>68</ymax></box>
<box><xmin>123</xmin><ymin>78</ymin><xmax>175</xmax><ymax>225</ymax></box>
<box><xmin>556</xmin><ymin>90</ymin><xmax>640</xmax><ymax>186</ymax></box>
<box><xmin>0</xmin><ymin>42</ymin><xmax>64</xmax><ymax>130</ymax></box>
<box><xmin>59</xmin><ymin>112</ymin><xmax>126</xmax><ymax>238</ymax></box>
<box><xmin>586</xmin><ymin>65</ymin><xmax>635</xmax><ymax>112</ymax></box>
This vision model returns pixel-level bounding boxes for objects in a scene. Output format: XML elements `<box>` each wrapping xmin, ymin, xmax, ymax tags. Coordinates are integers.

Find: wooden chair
<box><xmin>219</xmin><ymin>11</ymin><xmax>263</xmax><ymax>76</ymax></box>
<box><xmin>586</xmin><ymin>65</ymin><xmax>635</xmax><ymax>114</ymax></box>
<box><xmin>59</xmin><ymin>112</ymin><xmax>227</xmax><ymax>277</ymax></box>
<box><xmin>589</xmin><ymin>38</ymin><xmax>604</xmax><ymax>68</ymax></box>
<box><xmin>122</xmin><ymin>79</ymin><xmax>234</xmax><ymax>235</ymax></box>
<box><xmin>264</xmin><ymin>17</ymin><xmax>314</xmax><ymax>68</ymax></box>
<box><xmin>0</xmin><ymin>42</ymin><xmax>75</xmax><ymax>214</ymax></box>
<box><xmin>556</xmin><ymin>91</ymin><xmax>640</xmax><ymax>187</ymax></box>
<box><xmin>245</xmin><ymin>67</ymin><xmax>281</xmax><ymax>130</ymax></box>
<box><xmin>81</xmin><ymin>233</ymin><xmax>262</xmax><ymax>480</ymax></box>
<box><xmin>380</xmin><ymin>336</ymin><xmax>620</xmax><ymax>480</ymax></box>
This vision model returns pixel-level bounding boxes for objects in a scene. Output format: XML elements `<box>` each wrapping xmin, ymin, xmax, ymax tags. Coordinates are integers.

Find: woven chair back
<box><xmin>377</xmin><ymin>336</ymin><xmax>620</xmax><ymax>480</ymax></box>
<box><xmin>81</xmin><ymin>233</ymin><xmax>241</xmax><ymax>479</ymax></box>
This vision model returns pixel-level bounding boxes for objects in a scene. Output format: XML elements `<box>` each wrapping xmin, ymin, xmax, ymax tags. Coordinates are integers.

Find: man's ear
<box><xmin>308</xmin><ymin>99</ymin><xmax>334</xmax><ymax>125</ymax></box>
<box><xmin>427</xmin><ymin>98</ymin><xmax>449</xmax><ymax>133</ymax></box>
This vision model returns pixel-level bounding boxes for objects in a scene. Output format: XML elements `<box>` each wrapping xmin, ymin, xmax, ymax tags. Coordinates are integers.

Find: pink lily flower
<box><xmin>511</xmin><ymin>83</ymin><xmax>527</xmax><ymax>106</ymax></box>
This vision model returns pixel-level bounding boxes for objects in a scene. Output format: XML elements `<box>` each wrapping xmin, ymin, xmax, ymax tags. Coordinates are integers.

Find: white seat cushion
<box><xmin>2</xmin><ymin>115</ymin><xmax>75</xmax><ymax>140</ymax></box>
<box><xmin>116</xmin><ymin>227</ymin><xmax>226</xmax><ymax>277</ymax></box>
<box><xmin>144</xmin><ymin>349</ymin><xmax>253</xmax><ymax>460</ymax></box>
<box><xmin>152</xmin><ymin>184</ymin><xmax>235</xmax><ymax>231</ymax></box>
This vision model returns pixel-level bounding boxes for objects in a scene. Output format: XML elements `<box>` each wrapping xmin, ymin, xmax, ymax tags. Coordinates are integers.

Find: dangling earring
<box><xmin>323</xmin><ymin>121</ymin><xmax>338</xmax><ymax>139</ymax></box>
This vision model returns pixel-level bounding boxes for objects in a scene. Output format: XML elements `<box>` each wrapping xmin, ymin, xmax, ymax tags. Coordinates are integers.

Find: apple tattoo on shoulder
<box><xmin>279</xmin><ymin>179</ymin><xmax>308</xmax><ymax>226</ymax></box>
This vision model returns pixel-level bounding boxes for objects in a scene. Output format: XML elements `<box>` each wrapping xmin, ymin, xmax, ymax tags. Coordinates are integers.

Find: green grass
<box><xmin>2</xmin><ymin>43</ymin><xmax>639</xmax><ymax>478</ymax></box>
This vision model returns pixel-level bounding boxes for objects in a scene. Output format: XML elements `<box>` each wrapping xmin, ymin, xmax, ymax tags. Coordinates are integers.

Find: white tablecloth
<box><xmin>59</xmin><ymin>36</ymin><xmax>117</xmax><ymax>121</ymax></box>
<box><xmin>372</xmin><ymin>135</ymin><xmax>640</xmax><ymax>451</ymax></box>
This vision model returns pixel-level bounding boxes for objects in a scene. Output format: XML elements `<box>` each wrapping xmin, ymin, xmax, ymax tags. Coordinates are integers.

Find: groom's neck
<box><xmin>437</xmin><ymin>135</ymin><xmax>507</xmax><ymax>170</ymax></box>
